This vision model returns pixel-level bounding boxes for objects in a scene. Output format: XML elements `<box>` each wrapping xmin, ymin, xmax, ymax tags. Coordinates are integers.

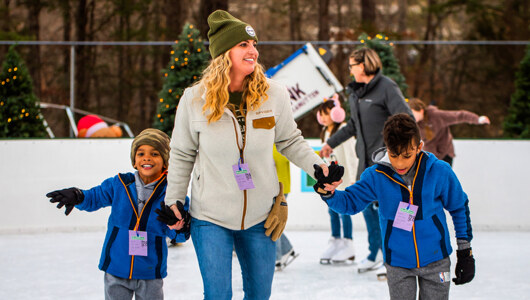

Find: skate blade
<box><xmin>320</xmin><ymin>259</ymin><xmax>332</xmax><ymax>265</ymax></box>
<box><xmin>282</xmin><ymin>253</ymin><xmax>299</xmax><ymax>268</ymax></box>
<box><xmin>357</xmin><ymin>261</ymin><xmax>383</xmax><ymax>273</ymax></box>
<box><xmin>377</xmin><ymin>274</ymin><xmax>387</xmax><ymax>281</ymax></box>
<box><xmin>331</xmin><ymin>256</ymin><xmax>356</xmax><ymax>265</ymax></box>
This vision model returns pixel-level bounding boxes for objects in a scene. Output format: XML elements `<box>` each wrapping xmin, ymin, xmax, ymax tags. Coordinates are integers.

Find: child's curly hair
<box><xmin>383</xmin><ymin>113</ymin><xmax>421</xmax><ymax>155</ymax></box>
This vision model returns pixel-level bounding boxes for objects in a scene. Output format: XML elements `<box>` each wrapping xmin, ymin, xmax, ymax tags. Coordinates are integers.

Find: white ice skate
<box><xmin>166</xmin><ymin>237</ymin><xmax>181</xmax><ymax>247</ymax></box>
<box><xmin>357</xmin><ymin>250</ymin><xmax>383</xmax><ymax>273</ymax></box>
<box><xmin>275</xmin><ymin>249</ymin><xmax>299</xmax><ymax>271</ymax></box>
<box><xmin>320</xmin><ymin>237</ymin><xmax>341</xmax><ymax>265</ymax></box>
<box><xmin>376</xmin><ymin>265</ymin><xmax>387</xmax><ymax>281</ymax></box>
<box><xmin>331</xmin><ymin>238</ymin><xmax>355</xmax><ymax>264</ymax></box>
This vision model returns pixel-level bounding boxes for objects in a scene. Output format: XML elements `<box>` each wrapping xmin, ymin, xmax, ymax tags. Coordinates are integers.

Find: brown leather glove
<box><xmin>264</xmin><ymin>182</ymin><xmax>287</xmax><ymax>241</ymax></box>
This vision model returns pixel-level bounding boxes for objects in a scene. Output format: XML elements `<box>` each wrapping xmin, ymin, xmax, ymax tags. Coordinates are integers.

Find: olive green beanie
<box><xmin>131</xmin><ymin>128</ymin><xmax>171</xmax><ymax>169</ymax></box>
<box><xmin>207</xmin><ymin>10</ymin><xmax>258</xmax><ymax>59</ymax></box>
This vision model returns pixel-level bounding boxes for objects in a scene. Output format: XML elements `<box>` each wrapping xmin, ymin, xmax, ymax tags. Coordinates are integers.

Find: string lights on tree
<box><xmin>153</xmin><ymin>23</ymin><xmax>209</xmax><ymax>136</ymax></box>
<box><xmin>0</xmin><ymin>45</ymin><xmax>47</xmax><ymax>138</ymax></box>
<box><xmin>358</xmin><ymin>33</ymin><xmax>408</xmax><ymax>97</ymax></box>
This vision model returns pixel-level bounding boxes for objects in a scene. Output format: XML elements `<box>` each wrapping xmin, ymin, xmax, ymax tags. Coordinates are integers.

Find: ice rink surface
<box><xmin>2</xmin><ymin>229</ymin><xmax>529</xmax><ymax>300</ymax></box>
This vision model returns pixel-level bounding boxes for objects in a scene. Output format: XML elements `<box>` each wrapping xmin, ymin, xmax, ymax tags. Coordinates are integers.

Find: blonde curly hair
<box><xmin>198</xmin><ymin>50</ymin><xmax>270</xmax><ymax>124</ymax></box>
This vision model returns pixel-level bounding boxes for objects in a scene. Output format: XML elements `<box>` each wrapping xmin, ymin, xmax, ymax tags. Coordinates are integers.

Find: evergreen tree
<box><xmin>154</xmin><ymin>23</ymin><xmax>209</xmax><ymax>136</ymax></box>
<box><xmin>0</xmin><ymin>45</ymin><xmax>47</xmax><ymax>138</ymax></box>
<box><xmin>357</xmin><ymin>33</ymin><xmax>408</xmax><ymax>97</ymax></box>
<box><xmin>503</xmin><ymin>45</ymin><xmax>530</xmax><ymax>138</ymax></box>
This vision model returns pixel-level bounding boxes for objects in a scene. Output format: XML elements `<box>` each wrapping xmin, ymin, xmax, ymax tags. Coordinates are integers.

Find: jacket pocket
<box><xmin>252</xmin><ymin>116</ymin><xmax>275</xmax><ymax>129</ymax></box>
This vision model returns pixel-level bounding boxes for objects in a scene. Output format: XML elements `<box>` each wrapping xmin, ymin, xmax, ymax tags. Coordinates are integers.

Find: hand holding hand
<box><xmin>155</xmin><ymin>201</ymin><xmax>182</xmax><ymax>229</ymax></box>
<box><xmin>264</xmin><ymin>183</ymin><xmax>287</xmax><ymax>241</ymax></box>
<box><xmin>452</xmin><ymin>248</ymin><xmax>475</xmax><ymax>285</ymax></box>
<box><xmin>46</xmin><ymin>187</ymin><xmax>84</xmax><ymax>216</ymax></box>
<box><xmin>313</xmin><ymin>162</ymin><xmax>344</xmax><ymax>196</ymax></box>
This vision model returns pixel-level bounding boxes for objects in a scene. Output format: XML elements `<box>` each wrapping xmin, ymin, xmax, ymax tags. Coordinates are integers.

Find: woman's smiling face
<box><xmin>229</xmin><ymin>39</ymin><xmax>259</xmax><ymax>77</ymax></box>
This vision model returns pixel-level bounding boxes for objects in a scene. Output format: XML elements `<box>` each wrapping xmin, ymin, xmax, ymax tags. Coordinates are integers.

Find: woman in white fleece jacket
<box><xmin>164</xmin><ymin>10</ymin><xmax>326</xmax><ymax>300</ymax></box>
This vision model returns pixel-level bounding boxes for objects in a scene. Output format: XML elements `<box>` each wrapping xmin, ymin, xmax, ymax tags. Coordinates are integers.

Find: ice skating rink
<box><xmin>2</xmin><ymin>229</ymin><xmax>529</xmax><ymax>300</ymax></box>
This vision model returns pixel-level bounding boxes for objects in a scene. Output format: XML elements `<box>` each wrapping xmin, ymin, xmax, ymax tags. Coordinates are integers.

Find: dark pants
<box><xmin>363</xmin><ymin>202</ymin><xmax>382</xmax><ymax>261</ymax></box>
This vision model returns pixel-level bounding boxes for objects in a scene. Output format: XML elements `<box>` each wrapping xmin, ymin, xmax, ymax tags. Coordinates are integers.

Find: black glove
<box><xmin>175</xmin><ymin>201</ymin><xmax>191</xmax><ymax>240</ymax></box>
<box><xmin>313</xmin><ymin>162</ymin><xmax>344</xmax><ymax>195</ymax></box>
<box><xmin>155</xmin><ymin>201</ymin><xmax>180</xmax><ymax>225</ymax></box>
<box><xmin>452</xmin><ymin>248</ymin><xmax>475</xmax><ymax>285</ymax></box>
<box><xmin>155</xmin><ymin>201</ymin><xmax>191</xmax><ymax>238</ymax></box>
<box><xmin>46</xmin><ymin>187</ymin><xmax>84</xmax><ymax>216</ymax></box>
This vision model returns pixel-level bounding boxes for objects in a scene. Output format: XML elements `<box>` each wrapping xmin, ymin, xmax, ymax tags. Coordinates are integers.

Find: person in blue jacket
<box><xmin>46</xmin><ymin>128</ymin><xmax>189</xmax><ymax>300</ymax></box>
<box><xmin>314</xmin><ymin>114</ymin><xmax>475</xmax><ymax>299</ymax></box>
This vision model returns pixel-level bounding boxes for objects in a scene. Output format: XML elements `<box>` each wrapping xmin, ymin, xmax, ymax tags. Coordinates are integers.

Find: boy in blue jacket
<box><xmin>314</xmin><ymin>114</ymin><xmax>475</xmax><ymax>299</ymax></box>
<box><xmin>46</xmin><ymin>128</ymin><xmax>190</xmax><ymax>300</ymax></box>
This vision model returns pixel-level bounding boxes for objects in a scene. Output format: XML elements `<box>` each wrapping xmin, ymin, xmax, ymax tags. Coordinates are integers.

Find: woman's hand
<box><xmin>324</xmin><ymin>180</ymin><xmax>343</xmax><ymax>194</ymax></box>
<box><xmin>319</xmin><ymin>163</ymin><xmax>329</xmax><ymax>177</ymax></box>
<box><xmin>168</xmin><ymin>218</ymin><xmax>185</xmax><ymax>230</ymax></box>
<box><xmin>320</xmin><ymin>144</ymin><xmax>333</xmax><ymax>158</ymax></box>
<box><xmin>168</xmin><ymin>204</ymin><xmax>184</xmax><ymax>230</ymax></box>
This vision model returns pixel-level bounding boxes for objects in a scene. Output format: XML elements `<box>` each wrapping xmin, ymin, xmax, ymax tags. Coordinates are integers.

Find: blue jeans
<box><xmin>329</xmin><ymin>208</ymin><xmax>353</xmax><ymax>239</ymax></box>
<box><xmin>363</xmin><ymin>202</ymin><xmax>382</xmax><ymax>261</ymax></box>
<box><xmin>191</xmin><ymin>218</ymin><xmax>276</xmax><ymax>300</ymax></box>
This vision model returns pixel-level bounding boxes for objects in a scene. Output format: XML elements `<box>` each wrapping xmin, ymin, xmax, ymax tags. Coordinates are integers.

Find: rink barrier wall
<box><xmin>1</xmin><ymin>138</ymin><xmax>529</xmax><ymax>234</ymax></box>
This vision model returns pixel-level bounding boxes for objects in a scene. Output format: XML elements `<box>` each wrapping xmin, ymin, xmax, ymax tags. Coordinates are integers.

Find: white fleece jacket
<box><xmin>165</xmin><ymin>79</ymin><xmax>323</xmax><ymax>230</ymax></box>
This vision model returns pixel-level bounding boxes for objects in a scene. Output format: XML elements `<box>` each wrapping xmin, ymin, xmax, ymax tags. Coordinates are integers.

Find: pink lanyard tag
<box><xmin>129</xmin><ymin>230</ymin><xmax>148</xmax><ymax>256</ymax></box>
<box><xmin>232</xmin><ymin>161</ymin><xmax>255</xmax><ymax>190</ymax></box>
<box><xmin>393</xmin><ymin>202</ymin><xmax>418</xmax><ymax>232</ymax></box>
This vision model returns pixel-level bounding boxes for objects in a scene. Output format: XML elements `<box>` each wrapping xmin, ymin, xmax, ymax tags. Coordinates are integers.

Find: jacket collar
<box><xmin>347</xmin><ymin>68</ymin><xmax>382</xmax><ymax>98</ymax></box>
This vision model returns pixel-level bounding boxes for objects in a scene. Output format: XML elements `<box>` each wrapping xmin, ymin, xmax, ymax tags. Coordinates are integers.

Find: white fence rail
<box><xmin>1</xmin><ymin>139</ymin><xmax>529</xmax><ymax>233</ymax></box>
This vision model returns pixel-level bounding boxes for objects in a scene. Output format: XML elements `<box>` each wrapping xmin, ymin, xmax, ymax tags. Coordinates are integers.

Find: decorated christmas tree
<box><xmin>503</xmin><ymin>45</ymin><xmax>530</xmax><ymax>138</ymax></box>
<box><xmin>154</xmin><ymin>23</ymin><xmax>209</xmax><ymax>136</ymax></box>
<box><xmin>357</xmin><ymin>33</ymin><xmax>408</xmax><ymax>97</ymax></box>
<box><xmin>0</xmin><ymin>45</ymin><xmax>47</xmax><ymax>138</ymax></box>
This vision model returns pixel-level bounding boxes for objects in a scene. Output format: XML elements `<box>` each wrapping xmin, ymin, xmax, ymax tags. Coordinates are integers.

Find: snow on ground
<box><xmin>1</xmin><ymin>229</ymin><xmax>529</xmax><ymax>299</ymax></box>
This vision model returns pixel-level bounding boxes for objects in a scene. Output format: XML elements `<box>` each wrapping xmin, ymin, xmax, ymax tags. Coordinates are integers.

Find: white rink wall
<box><xmin>1</xmin><ymin>138</ymin><xmax>529</xmax><ymax>233</ymax></box>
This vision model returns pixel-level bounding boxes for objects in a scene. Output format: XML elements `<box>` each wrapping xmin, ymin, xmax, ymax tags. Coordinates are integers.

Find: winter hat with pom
<box><xmin>77</xmin><ymin>115</ymin><xmax>108</xmax><ymax>138</ymax></box>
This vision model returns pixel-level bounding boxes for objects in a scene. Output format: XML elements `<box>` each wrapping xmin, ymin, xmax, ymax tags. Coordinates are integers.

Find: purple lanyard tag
<box><xmin>129</xmin><ymin>230</ymin><xmax>148</xmax><ymax>256</ymax></box>
<box><xmin>392</xmin><ymin>202</ymin><xmax>418</xmax><ymax>232</ymax></box>
<box><xmin>232</xmin><ymin>161</ymin><xmax>255</xmax><ymax>190</ymax></box>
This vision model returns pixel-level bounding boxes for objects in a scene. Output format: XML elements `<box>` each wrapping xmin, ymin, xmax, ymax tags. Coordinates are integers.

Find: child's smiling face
<box><xmin>134</xmin><ymin>145</ymin><xmax>165</xmax><ymax>184</ymax></box>
<box><xmin>388</xmin><ymin>142</ymin><xmax>423</xmax><ymax>175</ymax></box>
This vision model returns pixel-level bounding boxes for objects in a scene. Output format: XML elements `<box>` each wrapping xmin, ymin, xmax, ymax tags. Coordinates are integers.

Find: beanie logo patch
<box><xmin>245</xmin><ymin>26</ymin><xmax>256</xmax><ymax>37</ymax></box>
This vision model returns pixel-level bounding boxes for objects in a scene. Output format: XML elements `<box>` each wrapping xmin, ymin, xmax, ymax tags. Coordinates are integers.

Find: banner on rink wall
<box><xmin>265</xmin><ymin>43</ymin><xmax>343</xmax><ymax>120</ymax></box>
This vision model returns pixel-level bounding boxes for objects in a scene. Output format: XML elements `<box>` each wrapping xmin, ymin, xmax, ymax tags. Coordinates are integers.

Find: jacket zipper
<box><xmin>119</xmin><ymin>174</ymin><xmax>166</xmax><ymax>279</ymax></box>
<box><xmin>230</xmin><ymin>116</ymin><xmax>248</xmax><ymax>230</ymax></box>
<box><xmin>375</xmin><ymin>153</ymin><xmax>424</xmax><ymax>268</ymax></box>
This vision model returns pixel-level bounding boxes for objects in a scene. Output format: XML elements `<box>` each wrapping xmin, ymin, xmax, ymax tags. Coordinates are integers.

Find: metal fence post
<box><xmin>70</xmin><ymin>45</ymin><xmax>75</xmax><ymax>137</ymax></box>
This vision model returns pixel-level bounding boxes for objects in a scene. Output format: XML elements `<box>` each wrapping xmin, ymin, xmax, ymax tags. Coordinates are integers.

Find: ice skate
<box><xmin>320</xmin><ymin>237</ymin><xmax>341</xmax><ymax>265</ymax></box>
<box><xmin>331</xmin><ymin>238</ymin><xmax>355</xmax><ymax>264</ymax></box>
<box><xmin>357</xmin><ymin>250</ymin><xmax>383</xmax><ymax>273</ymax></box>
<box><xmin>376</xmin><ymin>265</ymin><xmax>387</xmax><ymax>281</ymax></box>
<box><xmin>166</xmin><ymin>237</ymin><xmax>181</xmax><ymax>247</ymax></box>
<box><xmin>276</xmin><ymin>249</ymin><xmax>299</xmax><ymax>271</ymax></box>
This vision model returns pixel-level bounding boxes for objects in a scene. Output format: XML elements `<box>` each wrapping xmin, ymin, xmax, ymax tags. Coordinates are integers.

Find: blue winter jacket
<box><xmin>324</xmin><ymin>151</ymin><xmax>472</xmax><ymax>269</ymax></box>
<box><xmin>76</xmin><ymin>172</ymin><xmax>189</xmax><ymax>279</ymax></box>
